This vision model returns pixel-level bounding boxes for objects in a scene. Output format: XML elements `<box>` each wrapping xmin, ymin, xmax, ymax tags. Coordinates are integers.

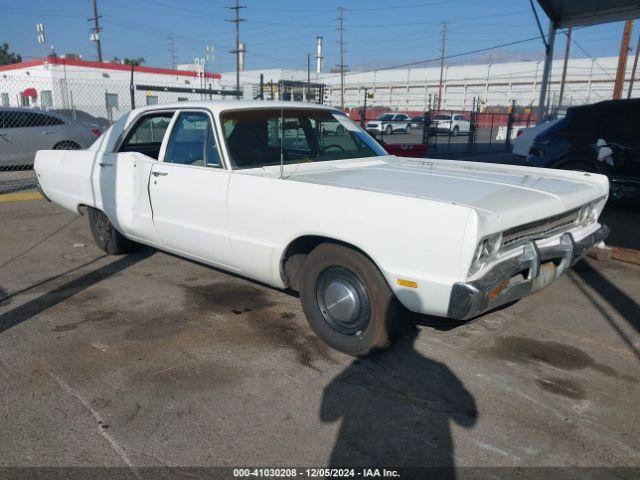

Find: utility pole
<box><xmin>437</xmin><ymin>22</ymin><xmax>447</xmax><ymax>111</ymax></box>
<box><xmin>629</xmin><ymin>34</ymin><xmax>640</xmax><ymax>98</ymax></box>
<box><xmin>338</xmin><ymin>6</ymin><xmax>345</xmax><ymax>110</ymax></box>
<box><xmin>613</xmin><ymin>20</ymin><xmax>633</xmax><ymax>100</ymax></box>
<box><xmin>307</xmin><ymin>53</ymin><xmax>311</xmax><ymax>84</ymax></box>
<box><xmin>167</xmin><ymin>37</ymin><xmax>176</xmax><ymax>70</ymax></box>
<box><xmin>558</xmin><ymin>27</ymin><xmax>572</xmax><ymax>108</ymax></box>
<box><xmin>89</xmin><ymin>0</ymin><xmax>103</xmax><ymax>62</ymax></box>
<box><xmin>228</xmin><ymin>0</ymin><xmax>246</xmax><ymax>98</ymax></box>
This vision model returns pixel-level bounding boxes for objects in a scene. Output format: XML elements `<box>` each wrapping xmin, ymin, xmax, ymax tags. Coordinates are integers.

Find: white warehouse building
<box><xmin>224</xmin><ymin>56</ymin><xmax>638</xmax><ymax>114</ymax></box>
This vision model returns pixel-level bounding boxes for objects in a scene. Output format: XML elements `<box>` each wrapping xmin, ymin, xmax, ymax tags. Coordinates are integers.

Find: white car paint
<box><xmin>512</xmin><ymin>119</ymin><xmax>562</xmax><ymax>157</ymax></box>
<box><xmin>34</xmin><ymin>101</ymin><xmax>609</xmax><ymax>318</ymax></box>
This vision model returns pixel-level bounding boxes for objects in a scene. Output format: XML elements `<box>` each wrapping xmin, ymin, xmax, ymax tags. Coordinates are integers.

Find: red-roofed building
<box><xmin>0</xmin><ymin>57</ymin><xmax>224</xmax><ymax>122</ymax></box>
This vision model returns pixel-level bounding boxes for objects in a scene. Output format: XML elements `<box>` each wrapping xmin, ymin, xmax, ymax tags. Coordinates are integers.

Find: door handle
<box><xmin>98</xmin><ymin>162</ymin><xmax>113</xmax><ymax>167</ymax></box>
<box><xmin>42</xmin><ymin>131</ymin><xmax>55</xmax><ymax>134</ymax></box>
<box><xmin>152</xmin><ymin>171</ymin><xmax>168</xmax><ymax>177</ymax></box>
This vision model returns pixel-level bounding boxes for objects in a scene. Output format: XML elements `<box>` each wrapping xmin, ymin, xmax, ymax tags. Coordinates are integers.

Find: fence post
<box><xmin>360</xmin><ymin>87</ymin><xmax>368</xmax><ymax>127</ymax></box>
<box><xmin>467</xmin><ymin>97</ymin><xmax>477</xmax><ymax>154</ymax></box>
<box><xmin>259</xmin><ymin>74</ymin><xmax>264</xmax><ymax>100</ymax></box>
<box><xmin>505</xmin><ymin>99</ymin><xmax>516</xmax><ymax>152</ymax></box>
<box><xmin>129</xmin><ymin>64</ymin><xmax>135</xmax><ymax>110</ymax></box>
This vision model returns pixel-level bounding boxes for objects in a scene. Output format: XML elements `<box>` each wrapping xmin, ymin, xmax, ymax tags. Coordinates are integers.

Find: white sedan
<box><xmin>35</xmin><ymin>101</ymin><xmax>609</xmax><ymax>356</ymax></box>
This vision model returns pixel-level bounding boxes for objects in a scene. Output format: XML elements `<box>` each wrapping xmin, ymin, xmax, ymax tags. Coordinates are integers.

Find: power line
<box><xmin>437</xmin><ymin>22</ymin><xmax>447</xmax><ymax>110</ymax></box>
<box><xmin>338</xmin><ymin>6</ymin><xmax>346</xmax><ymax>110</ymax></box>
<box><xmin>88</xmin><ymin>0</ymin><xmax>103</xmax><ymax>62</ymax></box>
<box><xmin>167</xmin><ymin>36</ymin><xmax>176</xmax><ymax>69</ymax></box>
<box><xmin>227</xmin><ymin>0</ymin><xmax>245</xmax><ymax>97</ymax></box>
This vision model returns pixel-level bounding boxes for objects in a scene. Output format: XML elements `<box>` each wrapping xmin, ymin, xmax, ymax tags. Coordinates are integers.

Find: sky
<box><xmin>0</xmin><ymin>0</ymin><xmax>631</xmax><ymax>74</ymax></box>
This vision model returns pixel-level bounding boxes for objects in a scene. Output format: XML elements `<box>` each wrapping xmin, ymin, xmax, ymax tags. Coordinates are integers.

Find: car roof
<box><xmin>133</xmin><ymin>100</ymin><xmax>341</xmax><ymax>116</ymax></box>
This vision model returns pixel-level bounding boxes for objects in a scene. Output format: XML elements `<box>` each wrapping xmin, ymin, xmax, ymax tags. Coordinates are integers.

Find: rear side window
<box><xmin>119</xmin><ymin>112</ymin><xmax>174</xmax><ymax>159</ymax></box>
<box><xmin>1</xmin><ymin>111</ymin><xmax>63</xmax><ymax>128</ymax></box>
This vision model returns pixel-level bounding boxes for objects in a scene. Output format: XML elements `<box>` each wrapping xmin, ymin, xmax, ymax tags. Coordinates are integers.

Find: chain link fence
<box><xmin>347</xmin><ymin>94</ymin><xmax>536</xmax><ymax>157</ymax></box>
<box><xmin>0</xmin><ymin>74</ymin><xmax>240</xmax><ymax>194</ymax></box>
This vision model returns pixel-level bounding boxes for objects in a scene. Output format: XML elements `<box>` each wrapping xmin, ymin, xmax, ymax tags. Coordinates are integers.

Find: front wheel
<box><xmin>405</xmin><ymin>124</ymin><xmax>411</xmax><ymax>134</ymax></box>
<box><xmin>451</xmin><ymin>126</ymin><xmax>459</xmax><ymax>137</ymax></box>
<box><xmin>88</xmin><ymin>208</ymin><xmax>136</xmax><ymax>255</ymax></box>
<box><xmin>385</xmin><ymin>124</ymin><xmax>393</xmax><ymax>135</ymax></box>
<box><xmin>299</xmin><ymin>243</ymin><xmax>400</xmax><ymax>356</ymax></box>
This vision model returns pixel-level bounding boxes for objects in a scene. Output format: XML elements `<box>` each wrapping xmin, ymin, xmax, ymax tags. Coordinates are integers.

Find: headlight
<box><xmin>469</xmin><ymin>232</ymin><xmax>502</xmax><ymax>276</ymax></box>
<box><xmin>576</xmin><ymin>197</ymin><xmax>606</xmax><ymax>226</ymax></box>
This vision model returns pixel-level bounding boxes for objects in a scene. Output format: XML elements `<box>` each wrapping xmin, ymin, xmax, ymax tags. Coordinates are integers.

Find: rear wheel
<box><xmin>299</xmin><ymin>243</ymin><xmax>400</xmax><ymax>357</ymax></box>
<box><xmin>88</xmin><ymin>208</ymin><xmax>136</xmax><ymax>255</ymax></box>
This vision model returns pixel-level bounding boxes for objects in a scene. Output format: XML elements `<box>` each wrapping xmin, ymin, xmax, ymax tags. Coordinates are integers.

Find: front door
<box><xmin>148</xmin><ymin>110</ymin><xmax>236</xmax><ymax>270</ymax></box>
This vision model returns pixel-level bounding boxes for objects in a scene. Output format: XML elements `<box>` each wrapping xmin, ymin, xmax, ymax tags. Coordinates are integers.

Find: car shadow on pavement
<box><xmin>0</xmin><ymin>248</ymin><xmax>154</xmax><ymax>334</ymax></box>
<box><xmin>573</xmin><ymin>261</ymin><xmax>640</xmax><ymax>334</ymax></box>
<box><xmin>320</xmin><ymin>323</ymin><xmax>477</xmax><ymax>476</ymax></box>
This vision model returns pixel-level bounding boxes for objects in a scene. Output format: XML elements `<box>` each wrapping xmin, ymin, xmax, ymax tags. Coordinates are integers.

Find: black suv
<box><xmin>526</xmin><ymin>99</ymin><xmax>640</xmax><ymax>205</ymax></box>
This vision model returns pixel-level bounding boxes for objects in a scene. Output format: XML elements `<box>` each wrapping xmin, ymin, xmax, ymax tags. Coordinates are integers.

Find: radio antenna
<box><xmin>279</xmin><ymin>106</ymin><xmax>284</xmax><ymax>179</ymax></box>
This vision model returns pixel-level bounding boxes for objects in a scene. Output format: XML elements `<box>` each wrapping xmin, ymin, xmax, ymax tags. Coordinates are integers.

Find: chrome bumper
<box><xmin>447</xmin><ymin>224</ymin><xmax>609</xmax><ymax>320</ymax></box>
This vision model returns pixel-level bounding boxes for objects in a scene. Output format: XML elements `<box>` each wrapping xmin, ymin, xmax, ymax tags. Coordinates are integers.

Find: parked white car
<box><xmin>429</xmin><ymin>113</ymin><xmax>470</xmax><ymax>136</ymax></box>
<box><xmin>35</xmin><ymin>101</ymin><xmax>609</xmax><ymax>356</ymax></box>
<box><xmin>366</xmin><ymin>113</ymin><xmax>411</xmax><ymax>135</ymax></box>
<box><xmin>495</xmin><ymin>124</ymin><xmax>529</xmax><ymax>141</ymax></box>
<box><xmin>0</xmin><ymin>108</ymin><xmax>101</xmax><ymax>167</ymax></box>
<box><xmin>512</xmin><ymin>119</ymin><xmax>562</xmax><ymax>157</ymax></box>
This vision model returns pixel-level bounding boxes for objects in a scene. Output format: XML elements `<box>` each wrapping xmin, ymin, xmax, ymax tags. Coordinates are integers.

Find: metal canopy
<box><xmin>534</xmin><ymin>0</ymin><xmax>640</xmax><ymax>123</ymax></box>
<box><xmin>537</xmin><ymin>0</ymin><xmax>640</xmax><ymax>28</ymax></box>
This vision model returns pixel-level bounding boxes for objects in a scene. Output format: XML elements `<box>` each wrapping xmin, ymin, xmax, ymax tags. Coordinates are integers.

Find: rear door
<box><xmin>148</xmin><ymin>110</ymin><xmax>236</xmax><ymax>269</ymax></box>
<box><xmin>97</xmin><ymin>110</ymin><xmax>175</xmax><ymax>244</ymax></box>
<box><xmin>1</xmin><ymin>111</ymin><xmax>62</xmax><ymax>165</ymax></box>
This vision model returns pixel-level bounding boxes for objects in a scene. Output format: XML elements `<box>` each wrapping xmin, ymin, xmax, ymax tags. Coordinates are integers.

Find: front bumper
<box><xmin>447</xmin><ymin>224</ymin><xmax>609</xmax><ymax>320</ymax></box>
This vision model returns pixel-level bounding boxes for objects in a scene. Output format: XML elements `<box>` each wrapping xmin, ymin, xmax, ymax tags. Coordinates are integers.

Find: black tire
<box><xmin>88</xmin><ymin>208</ymin><xmax>136</xmax><ymax>255</ymax></box>
<box><xmin>451</xmin><ymin>126</ymin><xmax>459</xmax><ymax>137</ymax></box>
<box><xmin>405</xmin><ymin>124</ymin><xmax>411</xmax><ymax>134</ymax></box>
<box><xmin>385</xmin><ymin>124</ymin><xmax>393</xmax><ymax>135</ymax></box>
<box><xmin>53</xmin><ymin>141</ymin><xmax>81</xmax><ymax>150</ymax></box>
<box><xmin>299</xmin><ymin>243</ymin><xmax>400</xmax><ymax>357</ymax></box>
<box><xmin>335</xmin><ymin>125</ymin><xmax>346</xmax><ymax>136</ymax></box>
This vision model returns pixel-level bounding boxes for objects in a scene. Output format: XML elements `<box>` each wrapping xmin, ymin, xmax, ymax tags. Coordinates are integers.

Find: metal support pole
<box><xmin>259</xmin><ymin>73</ymin><xmax>264</xmax><ymax>100</ymax></box>
<box><xmin>536</xmin><ymin>22</ymin><xmax>557</xmax><ymax>124</ymax></box>
<box><xmin>558</xmin><ymin>27</ymin><xmax>572</xmax><ymax>108</ymax></box>
<box><xmin>629</xmin><ymin>34</ymin><xmax>640</xmax><ymax>98</ymax></box>
<box><xmin>129</xmin><ymin>64</ymin><xmax>135</xmax><ymax>109</ymax></box>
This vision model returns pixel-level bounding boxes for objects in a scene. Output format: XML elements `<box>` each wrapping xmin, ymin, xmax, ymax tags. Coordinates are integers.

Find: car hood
<box><xmin>283</xmin><ymin>156</ymin><xmax>609</xmax><ymax>229</ymax></box>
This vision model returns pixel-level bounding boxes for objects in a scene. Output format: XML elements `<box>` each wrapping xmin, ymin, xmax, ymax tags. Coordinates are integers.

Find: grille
<box><xmin>501</xmin><ymin>208</ymin><xmax>580</xmax><ymax>251</ymax></box>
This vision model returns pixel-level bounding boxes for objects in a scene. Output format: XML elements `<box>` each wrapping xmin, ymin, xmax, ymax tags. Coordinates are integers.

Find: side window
<box><xmin>119</xmin><ymin>112</ymin><xmax>173</xmax><ymax>159</ymax></box>
<box><xmin>42</xmin><ymin>114</ymin><xmax>64</xmax><ymax>126</ymax></box>
<box><xmin>4</xmin><ymin>111</ymin><xmax>32</xmax><ymax>128</ymax></box>
<box><xmin>165</xmin><ymin>111</ymin><xmax>221</xmax><ymax>167</ymax></box>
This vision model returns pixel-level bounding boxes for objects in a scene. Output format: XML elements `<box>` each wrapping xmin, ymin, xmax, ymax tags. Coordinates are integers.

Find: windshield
<box><xmin>433</xmin><ymin>115</ymin><xmax>451</xmax><ymax>120</ymax></box>
<box><xmin>220</xmin><ymin>108</ymin><xmax>387</xmax><ymax>169</ymax></box>
<box><xmin>377</xmin><ymin>114</ymin><xmax>394</xmax><ymax>121</ymax></box>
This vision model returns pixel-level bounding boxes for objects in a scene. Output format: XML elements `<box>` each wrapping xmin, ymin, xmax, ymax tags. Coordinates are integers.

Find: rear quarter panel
<box><xmin>34</xmin><ymin>149</ymin><xmax>100</xmax><ymax>213</ymax></box>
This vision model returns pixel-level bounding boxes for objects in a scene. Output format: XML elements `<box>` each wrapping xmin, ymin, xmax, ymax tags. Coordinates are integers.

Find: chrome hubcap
<box><xmin>323</xmin><ymin>280</ymin><xmax>359</xmax><ymax>323</ymax></box>
<box><xmin>315</xmin><ymin>267</ymin><xmax>370</xmax><ymax>335</ymax></box>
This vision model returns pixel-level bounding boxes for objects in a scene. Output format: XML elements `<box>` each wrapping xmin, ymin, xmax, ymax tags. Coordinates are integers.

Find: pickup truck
<box><xmin>35</xmin><ymin>101</ymin><xmax>609</xmax><ymax>356</ymax></box>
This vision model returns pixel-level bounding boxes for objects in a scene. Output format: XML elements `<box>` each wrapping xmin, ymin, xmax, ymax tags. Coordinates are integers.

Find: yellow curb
<box><xmin>0</xmin><ymin>191</ymin><xmax>44</xmax><ymax>203</ymax></box>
